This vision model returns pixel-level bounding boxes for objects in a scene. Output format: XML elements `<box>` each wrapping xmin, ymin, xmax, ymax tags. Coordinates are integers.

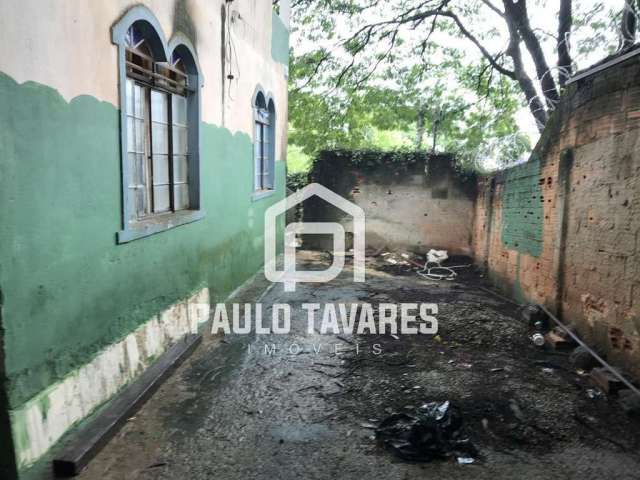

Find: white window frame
<box><xmin>252</xmin><ymin>88</ymin><xmax>276</xmax><ymax>201</ymax></box>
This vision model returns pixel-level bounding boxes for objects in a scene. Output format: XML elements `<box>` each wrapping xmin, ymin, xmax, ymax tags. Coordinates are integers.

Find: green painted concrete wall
<box><xmin>0</xmin><ymin>72</ymin><xmax>285</xmax><ymax>409</ymax></box>
<box><xmin>500</xmin><ymin>156</ymin><xmax>544</xmax><ymax>257</ymax></box>
<box><xmin>271</xmin><ymin>11</ymin><xmax>290</xmax><ymax>66</ymax></box>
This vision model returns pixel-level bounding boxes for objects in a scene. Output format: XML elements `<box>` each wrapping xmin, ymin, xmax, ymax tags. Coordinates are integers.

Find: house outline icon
<box><xmin>264</xmin><ymin>183</ymin><xmax>365</xmax><ymax>292</ymax></box>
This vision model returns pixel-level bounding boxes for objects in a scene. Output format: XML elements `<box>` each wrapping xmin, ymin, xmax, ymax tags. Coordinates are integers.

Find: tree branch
<box><xmin>503</xmin><ymin>4</ymin><xmax>548</xmax><ymax>131</ymax></box>
<box><xmin>481</xmin><ymin>0</ymin><xmax>505</xmax><ymax>18</ymax></box>
<box><xmin>503</xmin><ymin>0</ymin><xmax>559</xmax><ymax>110</ymax></box>
<box><xmin>439</xmin><ymin>11</ymin><xmax>515</xmax><ymax>79</ymax></box>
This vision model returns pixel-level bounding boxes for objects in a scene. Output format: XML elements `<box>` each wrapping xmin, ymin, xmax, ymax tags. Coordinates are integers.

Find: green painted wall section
<box><xmin>500</xmin><ymin>155</ymin><xmax>544</xmax><ymax>257</ymax></box>
<box><xmin>0</xmin><ymin>72</ymin><xmax>285</xmax><ymax>408</ymax></box>
<box><xmin>271</xmin><ymin>11</ymin><xmax>289</xmax><ymax>66</ymax></box>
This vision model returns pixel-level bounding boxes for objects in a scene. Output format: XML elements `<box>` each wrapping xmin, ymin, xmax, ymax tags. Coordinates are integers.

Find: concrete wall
<box><xmin>0</xmin><ymin>1</ymin><xmax>289</xmax><ymax>476</ymax></box>
<box><xmin>306</xmin><ymin>152</ymin><xmax>476</xmax><ymax>255</ymax></box>
<box><xmin>473</xmin><ymin>54</ymin><xmax>640</xmax><ymax>380</ymax></box>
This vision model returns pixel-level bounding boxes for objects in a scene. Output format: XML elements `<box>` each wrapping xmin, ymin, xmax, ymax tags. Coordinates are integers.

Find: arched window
<box><xmin>113</xmin><ymin>7</ymin><xmax>203</xmax><ymax>243</ymax></box>
<box><xmin>254</xmin><ymin>90</ymin><xmax>276</xmax><ymax>193</ymax></box>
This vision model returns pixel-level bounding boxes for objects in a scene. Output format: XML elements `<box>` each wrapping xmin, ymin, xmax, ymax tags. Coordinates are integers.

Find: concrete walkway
<box><xmin>75</xmin><ymin>253</ymin><xmax>640</xmax><ymax>480</ymax></box>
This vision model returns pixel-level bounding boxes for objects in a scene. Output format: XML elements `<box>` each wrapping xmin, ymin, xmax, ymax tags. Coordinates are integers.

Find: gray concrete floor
<box><xmin>75</xmin><ymin>252</ymin><xmax>640</xmax><ymax>480</ymax></box>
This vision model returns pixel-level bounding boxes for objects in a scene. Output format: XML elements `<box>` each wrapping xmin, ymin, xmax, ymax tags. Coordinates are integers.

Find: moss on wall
<box><xmin>0</xmin><ymin>72</ymin><xmax>285</xmax><ymax>409</ymax></box>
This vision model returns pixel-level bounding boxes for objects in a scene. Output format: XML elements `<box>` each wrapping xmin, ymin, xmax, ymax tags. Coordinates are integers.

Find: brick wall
<box><xmin>474</xmin><ymin>55</ymin><xmax>640</xmax><ymax>378</ymax></box>
<box><xmin>306</xmin><ymin>152</ymin><xmax>477</xmax><ymax>255</ymax></box>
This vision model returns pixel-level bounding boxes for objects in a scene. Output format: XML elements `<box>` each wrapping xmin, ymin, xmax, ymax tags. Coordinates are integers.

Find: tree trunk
<box><xmin>503</xmin><ymin>6</ymin><xmax>548</xmax><ymax>132</ymax></box>
<box><xmin>416</xmin><ymin>107</ymin><xmax>426</xmax><ymax>150</ymax></box>
<box><xmin>557</xmin><ymin>0</ymin><xmax>573</xmax><ymax>87</ymax></box>
<box><xmin>432</xmin><ymin>119</ymin><xmax>439</xmax><ymax>153</ymax></box>
<box><xmin>431</xmin><ymin>109</ymin><xmax>441</xmax><ymax>153</ymax></box>
<box><xmin>621</xmin><ymin>0</ymin><xmax>638</xmax><ymax>50</ymax></box>
<box><xmin>503</xmin><ymin>0</ymin><xmax>560</xmax><ymax>111</ymax></box>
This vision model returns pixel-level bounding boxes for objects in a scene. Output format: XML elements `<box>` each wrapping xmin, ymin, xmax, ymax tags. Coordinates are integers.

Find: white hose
<box><xmin>417</xmin><ymin>261</ymin><xmax>471</xmax><ymax>281</ymax></box>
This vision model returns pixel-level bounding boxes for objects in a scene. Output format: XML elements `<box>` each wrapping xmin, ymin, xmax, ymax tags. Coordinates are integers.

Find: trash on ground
<box><xmin>531</xmin><ymin>333</ymin><xmax>545</xmax><ymax>347</ymax></box>
<box><xmin>586</xmin><ymin>388</ymin><xmax>603</xmax><ymax>399</ymax></box>
<box><xmin>570</xmin><ymin>345</ymin><xmax>600</xmax><ymax>371</ymax></box>
<box><xmin>375</xmin><ymin>401</ymin><xmax>476</xmax><ymax>462</ymax></box>
<box><xmin>521</xmin><ymin>304</ymin><xmax>549</xmax><ymax>332</ymax></box>
<box><xmin>457</xmin><ymin>456</ymin><xmax>475</xmax><ymax>465</ymax></box>
<box><xmin>379</xmin><ymin>251</ymin><xmax>420</xmax><ymax>267</ymax></box>
<box><xmin>618</xmin><ymin>390</ymin><xmax>640</xmax><ymax>415</ymax></box>
<box><xmin>590</xmin><ymin>367</ymin><xmax>626</xmax><ymax>394</ymax></box>
<box><xmin>545</xmin><ymin>328</ymin><xmax>577</xmax><ymax>351</ymax></box>
<box><xmin>359</xmin><ymin>422</ymin><xmax>377</xmax><ymax>429</ymax></box>
<box><xmin>417</xmin><ymin>249</ymin><xmax>471</xmax><ymax>281</ymax></box>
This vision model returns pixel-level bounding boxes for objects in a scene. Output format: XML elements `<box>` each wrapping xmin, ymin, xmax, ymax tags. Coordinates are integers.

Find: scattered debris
<box><xmin>537</xmin><ymin>304</ymin><xmax>640</xmax><ymax>399</ymax></box>
<box><xmin>375</xmin><ymin>401</ymin><xmax>476</xmax><ymax>462</ymax></box>
<box><xmin>534</xmin><ymin>360</ymin><xmax>564</xmax><ymax>370</ymax></box>
<box><xmin>199</xmin><ymin>367</ymin><xmax>223</xmax><ymax>385</ymax></box>
<box><xmin>336</xmin><ymin>335</ymin><xmax>354</xmax><ymax>345</ymax></box>
<box><xmin>521</xmin><ymin>304</ymin><xmax>549</xmax><ymax>332</ymax></box>
<box><xmin>544</xmin><ymin>328</ymin><xmax>577</xmax><ymax>351</ymax></box>
<box><xmin>380</xmin><ymin>251</ymin><xmax>417</xmax><ymax>267</ymax></box>
<box><xmin>570</xmin><ymin>346</ymin><xmax>600</xmax><ymax>371</ymax></box>
<box><xmin>314</xmin><ymin>362</ymin><xmax>340</xmax><ymax>368</ymax></box>
<box><xmin>359</xmin><ymin>422</ymin><xmax>377</xmax><ymax>430</ymax></box>
<box><xmin>590</xmin><ymin>367</ymin><xmax>627</xmax><ymax>395</ymax></box>
<box><xmin>531</xmin><ymin>333</ymin><xmax>545</xmax><ymax>347</ymax></box>
<box><xmin>417</xmin><ymin>249</ymin><xmax>471</xmax><ymax>281</ymax></box>
<box><xmin>297</xmin><ymin>385</ymin><xmax>322</xmax><ymax>393</ymax></box>
<box><xmin>618</xmin><ymin>390</ymin><xmax>640</xmax><ymax>415</ymax></box>
<box><xmin>586</xmin><ymin>388</ymin><xmax>603</xmax><ymax>399</ymax></box>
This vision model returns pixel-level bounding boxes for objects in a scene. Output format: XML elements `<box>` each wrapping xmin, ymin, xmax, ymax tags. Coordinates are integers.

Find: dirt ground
<box><xmin>70</xmin><ymin>251</ymin><xmax>640</xmax><ymax>480</ymax></box>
